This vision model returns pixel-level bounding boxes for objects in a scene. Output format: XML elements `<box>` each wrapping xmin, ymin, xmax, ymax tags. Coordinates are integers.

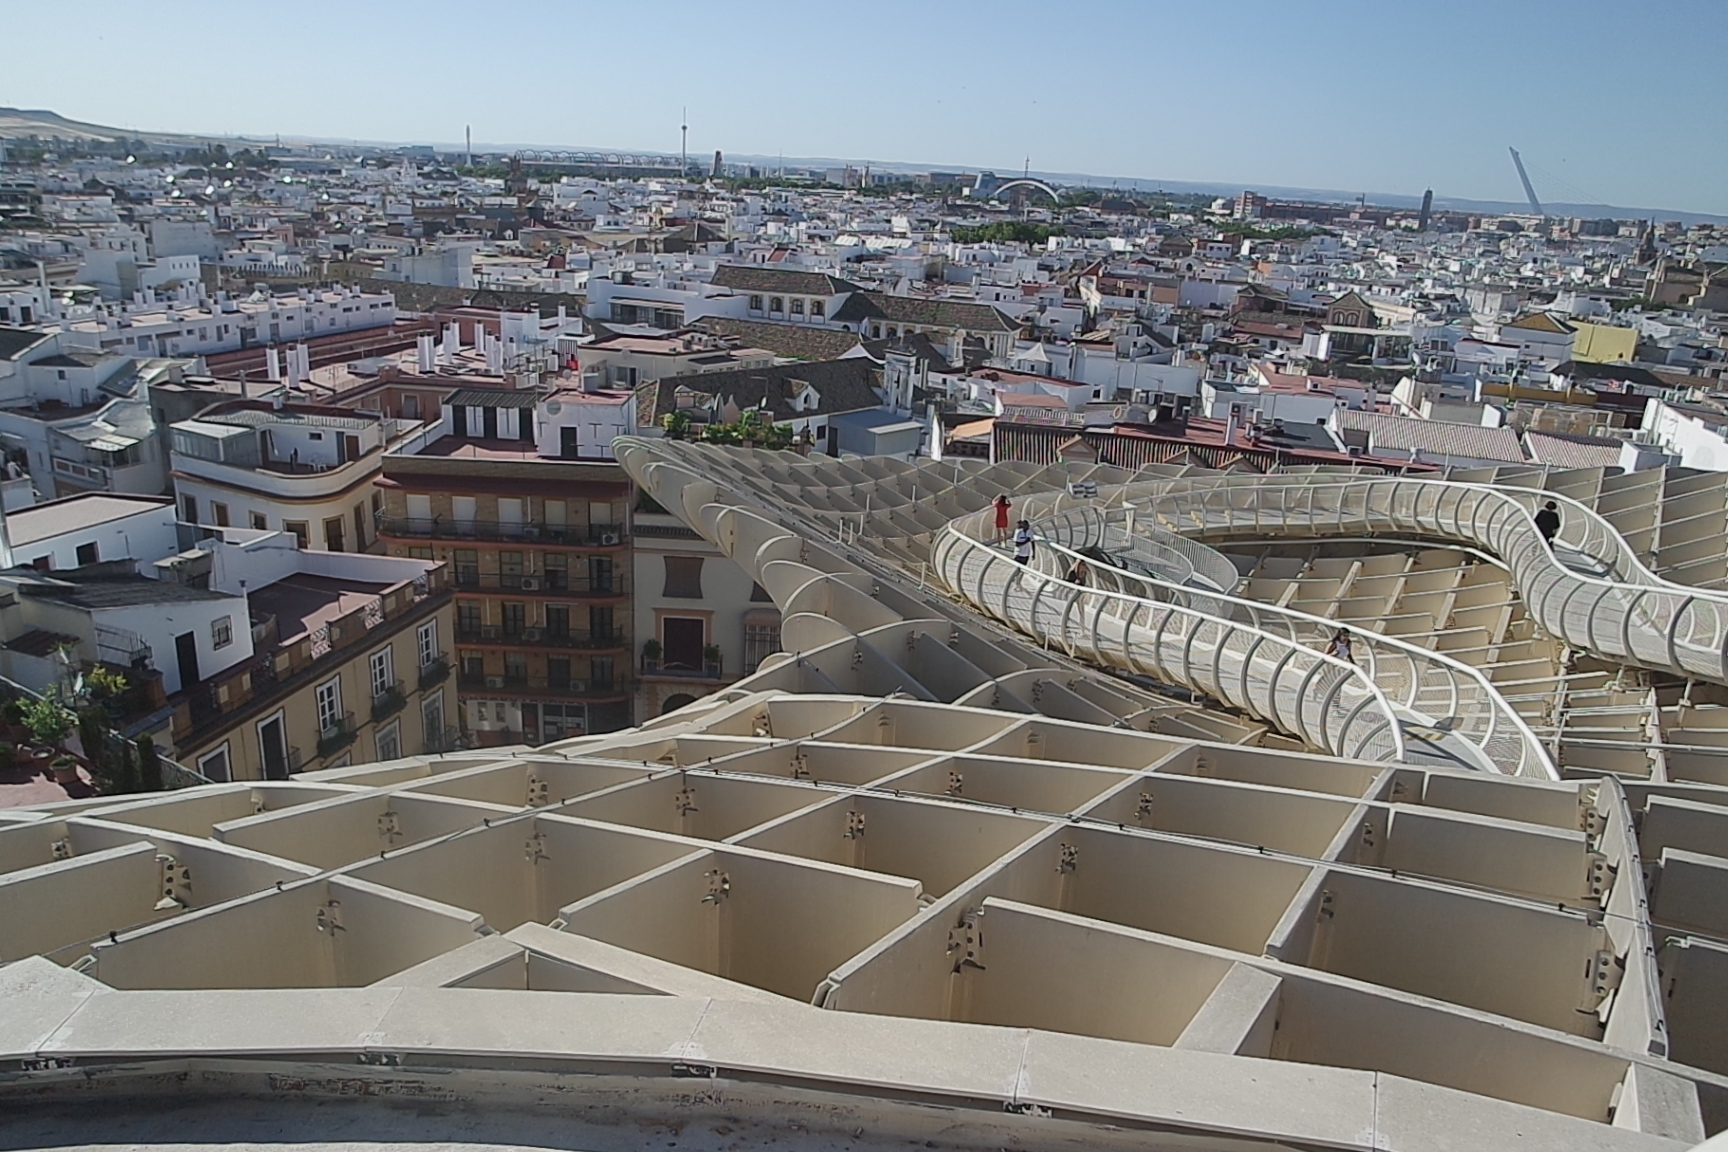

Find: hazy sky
<box><xmin>5</xmin><ymin>0</ymin><xmax>1725</xmax><ymax>215</ymax></box>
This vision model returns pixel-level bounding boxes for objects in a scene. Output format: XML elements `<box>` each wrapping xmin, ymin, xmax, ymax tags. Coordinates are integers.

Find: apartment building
<box><xmin>375</xmin><ymin>403</ymin><xmax>634</xmax><ymax>746</ymax></box>
<box><xmin>0</xmin><ymin>529</ymin><xmax>454</xmax><ymax>780</ymax></box>
<box><xmin>56</xmin><ymin>285</ymin><xmax>397</xmax><ymax>359</ymax></box>
<box><xmin>168</xmin><ymin>399</ymin><xmax>415</xmax><ymax>551</ymax></box>
<box><xmin>632</xmin><ymin>500</ymin><xmax>778</xmax><ymax>720</ymax></box>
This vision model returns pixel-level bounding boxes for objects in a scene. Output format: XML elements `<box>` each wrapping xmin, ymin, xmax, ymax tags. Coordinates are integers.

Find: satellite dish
<box><xmin>544</xmin><ymin>399</ymin><xmax>561</xmax><ymax>415</ymax></box>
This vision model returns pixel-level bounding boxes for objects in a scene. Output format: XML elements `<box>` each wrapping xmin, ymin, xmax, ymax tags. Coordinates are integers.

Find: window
<box><xmin>460</xmin><ymin>652</ymin><xmax>484</xmax><ymax>681</ymax></box>
<box><xmin>500</xmin><ymin>550</ymin><xmax>524</xmax><ymax>586</ymax></box>
<box><xmin>308</xmin><ymin>431</ymin><xmax>324</xmax><ymax>441</ymax></box>
<box><xmin>211</xmin><ymin>502</ymin><xmax>229</xmax><ymax>528</ymax></box>
<box><xmin>502</xmin><ymin>602</ymin><xmax>526</xmax><ymax>636</ymax></box>
<box><xmin>196</xmin><ymin>743</ymin><xmax>232</xmax><ymax>783</ymax></box>
<box><xmin>453</xmin><ymin>548</ymin><xmax>479</xmax><ymax>586</ymax></box>
<box><xmin>504</xmin><ymin>651</ymin><xmax>527</xmax><ymax>685</ymax></box>
<box><xmin>417</xmin><ymin>620</ymin><xmax>438</xmax><ymax>669</ymax></box>
<box><xmin>811</xmin><ymin>299</ymin><xmax>825</xmax><ymax>318</ymax></box>
<box><xmin>744</xmin><ymin>617</ymin><xmax>783</xmax><ymax>674</ymax></box>
<box><xmin>769</xmin><ymin>296</ymin><xmax>783</xmax><ymax>313</ymax></box>
<box><xmin>543</xmin><ymin>552</ymin><xmax>568</xmax><ymax>590</ymax></box>
<box><xmin>369</xmin><ymin>647</ymin><xmax>394</xmax><ymax>699</ymax></box>
<box><xmin>250</xmin><ymin>511</ymin><xmax>267</xmax><ymax>530</ymax></box>
<box><xmin>75</xmin><ymin>542</ymin><xmax>99</xmax><ymax>565</ymax></box>
<box><xmin>590</xmin><ymin>656</ymin><xmax>615</xmax><ymax>689</ymax></box>
<box><xmin>285</xmin><ymin>521</ymin><xmax>309</xmax><ymax>549</ymax></box>
<box><xmin>421</xmin><ymin>691</ymin><xmax>445</xmax><ymax>752</ymax></box>
<box><xmin>663</xmin><ymin>556</ymin><xmax>704</xmax><ymax>599</ymax></box>
<box><xmin>748</xmin><ymin>294</ymin><xmax>763</xmax><ymax>311</ymax></box>
<box><xmin>324</xmin><ymin>516</ymin><xmax>346</xmax><ymax>553</ymax></box>
<box><xmin>181</xmin><ymin>494</ymin><xmax>197</xmax><ymax>522</ymax></box>
<box><xmin>212</xmin><ymin>616</ymin><xmax>234</xmax><ymax>649</ymax></box>
<box><xmin>402</xmin><ymin>393</ymin><xmax>420</xmax><ymax>419</ymax></box>
<box><xmin>790</xmin><ymin>298</ymin><xmax>804</xmax><ymax>315</ymax></box>
<box><xmin>375</xmin><ymin>720</ymin><xmax>401</xmax><ymax>762</ymax></box>
<box><xmin>315</xmin><ymin>676</ymin><xmax>342</xmax><ymax>734</ymax></box>
<box><xmin>457</xmin><ymin>601</ymin><xmax>482</xmax><ymax>636</ymax></box>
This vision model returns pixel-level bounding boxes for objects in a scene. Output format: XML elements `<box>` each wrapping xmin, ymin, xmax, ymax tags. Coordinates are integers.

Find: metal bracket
<box><xmin>945</xmin><ymin>771</ymin><xmax>964</xmax><ymax>796</ymax></box>
<box><xmin>1359</xmin><ymin>820</ymin><xmax>1377</xmax><ymax>851</ymax></box>
<box><xmin>790</xmin><ymin>751</ymin><xmax>810</xmax><ymax>780</ymax></box>
<box><xmin>20</xmin><ymin>1057</ymin><xmax>75</xmax><ymax>1072</ymax></box>
<box><xmin>1004</xmin><ymin>1102</ymin><xmax>1051</xmax><ymax>1118</ymax></box>
<box><xmin>155</xmin><ymin>854</ymin><xmax>192</xmax><ymax>911</ymax></box>
<box><xmin>947</xmin><ymin>911</ymin><xmax>985</xmax><ymax>972</ymax></box>
<box><xmin>524</xmin><ymin>831</ymin><xmax>548</xmax><ymax>864</ymax></box>
<box><xmin>1134</xmin><ymin>791</ymin><xmax>1154</xmax><ymax>823</ymax></box>
<box><xmin>752</xmin><ymin>710</ymin><xmax>773</xmax><ymax>738</ymax></box>
<box><xmin>1316</xmin><ymin>889</ymin><xmax>1336</xmax><ymax>921</ymax></box>
<box><xmin>673</xmin><ymin>1062</ymin><xmax>718</xmax><ymax>1078</ymax></box>
<box><xmin>526</xmin><ymin>774</ymin><xmax>550</xmax><ymax>807</ymax></box>
<box><xmin>1193</xmin><ymin>755</ymin><xmax>1210</xmax><ymax>777</ymax></box>
<box><xmin>1025</xmin><ymin>730</ymin><xmax>1044</xmax><ymax>758</ymax></box>
<box><xmin>1580</xmin><ymin>949</ymin><xmax>1623</xmax><ymax>1013</ymax></box>
<box><xmin>844</xmin><ymin>810</ymin><xmax>866</xmax><ymax>840</ymax></box>
<box><xmin>50</xmin><ymin>838</ymin><xmax>73</xmax><ymax>860</ymax></box>
<box><xmin>1581</xmin><ymin>806</ymin><xmax>1606</xmax><ymax>841</ymax></box>
<box><xmin>675</xmin><ymin>787</ymin><xmax>699</xmax><ymax>815</ymax></box>
<box><xmin>1056</xmin><ymin>843</ymin><xmax>1078</xmax><ymax>874</ymax></box>
<box><xmin>1585</xmin><ymin>851</ymin><xmax>1614</xmax><ymax>901</ymax></box>
<box><xmin>316</xmin><ymin>900</ymin><xmax>344</xmax><ymax>933</ymax></box>
<box><xmin>376</xmin><ymin>810</ymin><xmax>402</xmax><ymax>842</ymax></box>
<box><xmin>851</xmin><ymin>646</ymin><xmax>865</xmax><ymax>668</ymax></box>
<box><xmin>356</xmin><ymin>1052</ymin><xmax>401</xmax><ymax>1067</ymax></box>
<box><xmin>702</xmin><ymin>869</ymin><xmax>730</xmax><ymax>905</ymax></box>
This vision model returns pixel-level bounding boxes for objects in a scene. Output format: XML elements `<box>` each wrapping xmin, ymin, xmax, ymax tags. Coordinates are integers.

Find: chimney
<box><xmin>416</xmin><ymin>333</ymin><xmax>435</xmax><ymax>373</ymax></box>
<box><xmin>265</xmin><ymin>345</ymin><xmax>281</xmax><ymax>382</ymax></box>
<box><xmin>1224</xmin><ymin>404</ymin><xmax>1240</xmax><ymax>446</ymax></box>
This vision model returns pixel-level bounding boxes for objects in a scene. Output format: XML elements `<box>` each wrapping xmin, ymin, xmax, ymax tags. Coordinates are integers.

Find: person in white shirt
<box><xmin>1012</xmin><ymin>520</ymin><xmax>1035</xmax><ymax>565</ymax></box>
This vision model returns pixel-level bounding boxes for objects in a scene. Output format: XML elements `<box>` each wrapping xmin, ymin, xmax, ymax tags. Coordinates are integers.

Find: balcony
<box><xmin>450</xmin><ymin>570</ymin><xmax>628</xmax><ymax>598</ymax></box>
<box><xmin>643</xmin><ymin>659</ymin><xmax>724</xmax><ymax>680</ymax></box>
<box><xmin>422</xmin><ymin>726</ymin><xmax>467</xmax><ymax>755</ymax></box>
<box><xmin>457</xmin><ymin>673</ymin><xmax>629</xmax><ymax>700</ymax></box>
<box><xmin>378</xmin><ymin>517</ymin><xmax>627</xmax><ymax>546</ymax></box>
<box><xmin>168</xmin><ymin>564</ymin><xmax>451</xmax><ymax>746</ymax></box>
<box><xmin>316</xmin><ymin>712</ymin><xmax>357</xmax><ymax>758</ymax></box>
<box><xmin>455</xmin><ymin>626</ymin><xmax>627</xmax><ymax>650</ymax></box>
<box><xmin>417</xmin><ymin>655</ymin><xmax>450</xmax><ymax>690</ymax></box>
<box><xmin>370</xmin><ymin>681</ymin><xmax>406</xmax><ymax>722</ymax></box>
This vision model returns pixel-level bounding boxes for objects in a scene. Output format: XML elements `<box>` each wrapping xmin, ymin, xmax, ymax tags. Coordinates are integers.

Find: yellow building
<box><xmin>1569</xmin><ymin>320</ymin><xmax>1637</xmax><ymax>364</ymax></box>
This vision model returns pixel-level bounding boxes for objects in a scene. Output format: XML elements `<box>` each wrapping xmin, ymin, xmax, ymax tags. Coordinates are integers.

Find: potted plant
<box><xmin>20</xmin><ymin>693</ymin><xmax>74</xmax><ymax>749</ymax></box>
<box><xmin>50</xmin><ymin>754</ymin><xmax>81</xmax><ymax>787</ymax></box>
<box><xmin>641</xmin><ymin>638</ymin><xmax>662</xmax><ymax>672</ymax></box>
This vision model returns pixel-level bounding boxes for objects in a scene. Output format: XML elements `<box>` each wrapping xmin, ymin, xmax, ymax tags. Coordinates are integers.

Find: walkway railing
<box><xmin>934</xmin><ymin>510</ymin><xmax>1409</xmax><ymax>765</ymax></box>
<box><xmin>1129</xmin><ymin>474</ymin><xmax>1728</xmax><ymax>685</ymax></box>
<box><xmin>1035</xmin><ymin>504</ymin><xmax>1555</xmax><ymax>779</ymax></box>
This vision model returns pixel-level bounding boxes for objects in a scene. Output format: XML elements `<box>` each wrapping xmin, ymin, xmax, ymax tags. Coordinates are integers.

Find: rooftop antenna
<box><xmin>1508</xmin><ymin>147</ymin><xmax>1544</xmax><ymax>217</ymax></box>
<box><xmin>681</xmin><ymin>108</ymin><xmax>687</xmax><ymax>178</ymax></box>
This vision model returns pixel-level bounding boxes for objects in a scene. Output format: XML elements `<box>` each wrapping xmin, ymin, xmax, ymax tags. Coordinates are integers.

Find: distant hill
<box><xmin>0</xmin><ymin>107</ymin><xmax>230</xmax><ymax>148</ymax></box>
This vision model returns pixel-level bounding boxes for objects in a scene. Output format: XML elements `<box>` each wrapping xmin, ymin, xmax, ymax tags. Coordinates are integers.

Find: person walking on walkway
<box><xmin>1324</xmin><ymin>627</ymin><xmax>1355</xmax><ymax>665</ymax></box>
<box><xmin>1065</xmin><ymin>558</ymin><xmax>1090</xmax><ymax>586</ymax></box>
<box><xmin>1013</xmin><ymin>520</ymin><xmax>1035</xmax><ymax>565</ymax></box>
<box><xmin>993</xmin><ymin>495</ymin><xmax>1012</xmax><ymax>545</ymax></box>
<box><xmin>1534</xmin><ymin>500</ymin><xmax>1561</xmax><ymax>546</ymax></box>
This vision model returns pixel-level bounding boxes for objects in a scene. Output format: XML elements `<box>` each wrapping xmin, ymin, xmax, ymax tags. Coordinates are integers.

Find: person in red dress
<box><xmin>993</xmin><ymin>494</ymin><xmax>1012</xmax><ymax>545</ymax></box>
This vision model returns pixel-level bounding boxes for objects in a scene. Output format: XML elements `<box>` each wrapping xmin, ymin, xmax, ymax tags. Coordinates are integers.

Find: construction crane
<box><xmin>1507</xmin><ymin>147</ymin><xmax>1544</xmax><ymax>217</ymax></box>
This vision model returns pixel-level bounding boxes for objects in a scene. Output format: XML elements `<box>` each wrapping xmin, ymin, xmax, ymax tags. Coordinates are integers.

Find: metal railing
<box><xmin>933</xmin><ymin>510</ymin><xmax>1409</xmax><ymax>765</ymax></box>
<box><xmin>378</xmin><ymin>517</ymin><xmax>627</xmax><ymax>546</ymax></box>
<box><xmin>1127</xmin><ymin>473</ymin><xmax>1728</xmax><ymax>686</ymax></box>
<box><xmin>1035</xmin><ymin>503</ymin><xmax>1555</xmax><ymax>778</ymax></box>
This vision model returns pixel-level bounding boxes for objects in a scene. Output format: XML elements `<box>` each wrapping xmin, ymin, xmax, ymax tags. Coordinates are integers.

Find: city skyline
<box><xmin>3</xmin><ymin>0</ymin><xmax>1725</xmax><ymax>217</ymax></box>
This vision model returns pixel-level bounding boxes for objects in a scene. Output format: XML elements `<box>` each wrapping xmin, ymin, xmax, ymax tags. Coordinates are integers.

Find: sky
<box><xmin>4</xmin><ymin>0</ymin><xmax>1726</xmax><ymax>216</ymax></box>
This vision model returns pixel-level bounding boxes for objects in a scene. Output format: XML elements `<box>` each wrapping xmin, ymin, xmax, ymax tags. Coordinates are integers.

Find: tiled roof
<box><xmin>1503</xmin><ymin>312</ymin><xmax>1575</xmax><ymax>334</ymax></box>
<box><xmin>1334</xmin><ymin>409</ymin><xmax>1527</xmax><ymax>463</ymax></box>
<box><xmin>693</xmin><ymin>317</ymin><xmax>865</xmax><ymax>361</ymax></box>
<box><xmin>1523</xmin><ymin>430</ymin><xmax>1625</xmax><ymax>469</ymax></box>
<box><xmin>0</xmin><ymin>326</ymin><xmax>50</xmax><ymax>360</ymax></box>
<box><xmin>831</xmin><ymin>291</ymin><xmax>1019</xmax><ymax>333</ymax></box>
<box><xmin>710</xmin><ymin>265</ymin><xmax>860</xmax><ymax>296</ymax></box>
<box><xmin>648</xmin><ymin>358</ymin><xmax>882</xmax><ymax>425</ymax></box>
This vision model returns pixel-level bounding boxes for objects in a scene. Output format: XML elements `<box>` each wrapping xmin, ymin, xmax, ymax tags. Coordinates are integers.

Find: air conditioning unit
<box><xmin>485</xmin><ymin>676</ymin><xmax>504</xmax><ymax>688</ymax></box>
<box><xmin>518</xmin><ymin>575</ymin><xmax>540</xmax><ymax>590</ymax></box>
<box><xmin>522</xmin><ymin>628</ymin><xmax>543</xmax><ymax>642</ymax></box>
<box><xmin>600</xmin><ymin>532</ymin><xmax>621</xmax><ymax>546</ymax></box>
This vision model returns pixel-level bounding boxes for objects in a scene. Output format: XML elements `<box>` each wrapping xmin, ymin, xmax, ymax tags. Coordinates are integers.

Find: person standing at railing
<box><xmin>1324</xmin><ymin>627</ymin><xmax>1355</xmax><ymax>665</ymax></box>
<box><xmin>1013</xmin><ymin>520</ymin><xmax>1035</xmax><ymax>565</ymax></box>
<box><xmin>1065</xmin><ymin>558</ymin><xmax>1090</xmax><ymax>586</ymax></box>
<box><xmin>993</xmin><ymin>494</ymin><xmax>1012</xmax><ymax>545</ymax></box>
<box><xmin>1534</xmin><ymin>501</ymin><xmax>1561</xmax><ymax>546</ymax></box>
